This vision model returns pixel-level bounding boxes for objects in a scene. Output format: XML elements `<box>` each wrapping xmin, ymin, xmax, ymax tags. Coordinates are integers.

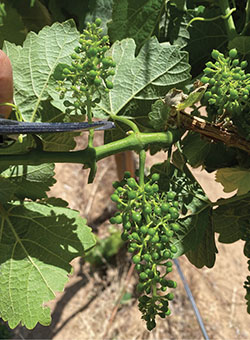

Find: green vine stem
<box><xmin>218</xmin><ymin>0</ymin><xmax>237</xmax><ymax>40</ymax></box>
<box><xmin>109</xmin><ymin>114</ymin><xmax>140</xmax><ymax>133</ymax></box>
<box><xmin>242</xmin><ymin>0</ymin><xmax>250</xmax><ymax>35</ymax></box>
<box><xmin>186</xmin><ymin>7</ymin><xmax>236</xmax><ymax>29</ymax></box>
<box><xmin>0</xmin><ymin>102</ymin><xmax>23</xmax><ymax>121</ymax></box>
<box><xmin>138</xmin><ymin>149</ymin><xmax>146</xmax><ymax>187</ymax></box>
<box><xmin>0</xmin><ymin>131</ymin><xmax>176</xmax><ymax>166</ymax></box>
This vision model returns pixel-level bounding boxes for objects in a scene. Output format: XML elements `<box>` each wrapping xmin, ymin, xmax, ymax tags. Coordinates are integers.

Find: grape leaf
<box><xmin>213</xmin><ymin>196</ymin><xmax>250</xmax><ymax>244</ymax></box>
<box><xmin>181</xmin><ymin>132</ymin><xmax>211</xmax><ymax>168</ymax></box>
<box><xmin>48</xmin><ymin>0</ymin><xmax>89</xmax><ymax>31</ymax></box>
<box><xmin>180</xmin><ymin>132</ymin><xmax>238</xmax><ymax>171</ymax></box>
<box><xmin>0</xmin><ymin>177</ymin><xmax>17</xmax><ymax>203</ymax></box>
<box><xmin>186</xmin><ymin>7</ymin><xmax>227</xmax><ymax>76</ymax></box>
<box><xmin>108</xmin><ymin>0</ymin><xmax>164</xmax><ymax>52</ymax></box>
<box><xmin>3</xmin><ymin>20</ymin><xmax>80</xmax><ymax>121</ymax></box>
<box><xmin>9</xmin><ymin>0</ymin><xmax>52</xmax><ymax>33</ymax></box>
<box><xmin>215</xmin><ymin>167</ymin><xmax>250</xmax><ymax>196</ymax></box>
<box><xmin>161</xmin><ymin>3</ymin><xmax>190</xmax><ymax>49</ymax></box>
<box><xmin>0</xmin><ymin>1</ymin><xmax>26</xmax><ymax>48</ymax></box>
<box><xmin>228</xmin><ymin>36</ymin><xmax>250</xmax><ymax>56</ymax></box>
<box><xmin>148</xmin><ymin>99</ymin><xmax>171</xmax><ymax>130</ymax></box>
<box><xmin>185</xmin><ymin>215</ymin><xmax>217</xmax><ymax>268</ymax></box>
<box><xmin>0</xmin><ymin>200</ymin><xmax>95</xmax><ymax>329</ymax></box>
<box><xmin>1</xmin><ymin>164</ymin><xmax>56</xmax><ymax>200</ymax></box>
<box><xmin>95</xmin><ymin>37</ymin><xmax>190</xmax><ymax>117</ymax></box>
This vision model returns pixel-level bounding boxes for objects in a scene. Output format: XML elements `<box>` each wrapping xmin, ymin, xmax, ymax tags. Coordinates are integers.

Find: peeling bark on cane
<box><xmin>0</xmin><ymin>50</ymin><xmax>13</xmax><ymax>118</ymax></box>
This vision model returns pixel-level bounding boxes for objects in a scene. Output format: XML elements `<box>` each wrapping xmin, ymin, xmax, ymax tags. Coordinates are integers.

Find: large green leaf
<box><xmin>3</xmin><ymin>20</ymin><xmax>79</xmax><ymax>121</ymax></box>
<box><xmin>7</xmin><ymin>0</ymin><xmax>52</xmax><ymax>33</ymax></box>
<box><xmin>0</xmin><ymin>178</ymin><xmax>17</xmax><ymax>203</ymax></box>
<box><xmin>186</xmin><ymin>7</ymin><xmax>227</xmax><ymax>75</ymax></box>
<box><xmin>108</xmin><ymin>0</ymin><xmax>164</xmax><ymax>52</ymax></box>
<box><xmin>1</xmin><ymin>164</ymin><xmax>56</xmax><ymax>200</ymax></box>
<box><xmin>0</xmin><ymin>1</ymin><xmax>26</xmax><ymax>48</ymax></box>
<box><xmin>228</xmin><ymin>36</ymin><xmax>250</xmax><ymax>56</ymax></box>
<box><xmin>95</xmin><ymin>37</ymin><xmax>190</xmax><ymax>117</ymax></box>
<box><xmin>179</xmin><ymin>132</ymin><xmax>238</xmax><ymax>171</ymax></box>
<box><xmin>184</xmin><ymin>211</ymin><xmax>217</xmax><ymax>269</ymax></box>
<box><xmin>0</xmin><ymin>200</ymin><xmax>95</xmax><ymax>329</ymax></box>
<box><xmin>48</xmin><ymin>0</ymin><xmax>89</xmax><ymax>31</ymax></box>
<box><xmin>160</xmin><ymin>3</ymin><xmax>190</xmax><ymax>49</ymax></box>
<box><xmin>215</xmin><ymin>167</ymin><xmax>250</xmax><ymax>196</ymax></box>
<box><xmin>213</xmin><ymin>196</ymin><xmax>250</xmax><ymax>244</ymax></box>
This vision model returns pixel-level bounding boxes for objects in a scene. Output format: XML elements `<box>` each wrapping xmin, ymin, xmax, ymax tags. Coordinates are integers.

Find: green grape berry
<box><xmin>229</xmin><ymin>48</ymin><xmax>238</xmax><ymax>59</ymax></box>
<box><xmin>163</xmin><ymin>250</ymin><xmax>171</xmax><ymax>259</ymax></box>
<box><xmin>111</xmin><ymin>194</ymin><xmax>120</xmax><ymax>202</ymax></box>
<box><xmin>169</xmin><ymin>207</ymin><xmax>179</xmax><ymax>219</ymax></box>
<box><xmin>123</xmin><ymin>171</ymin><xmax>131</xmax><ymax>178</ymax></box>
<box><xmin>106</xmin><ymin>80</ymin><xmax>114</xmax><ymax>89</ymax></box>
<box><xmin>143</xmin><ymin>253</ymin><xmax>151</xmax><ymax>262</ymax></box>
<box><xmin>114</xmin><ymin>215</ymin><xmax>122</xmax><ymax>224</ymax></box>
<box><xmin>94</xmin><ymin>77</ymin><xmax>102</xmax><ymax>86</ymax></box>
<box><xmin>211</xmin><ymin>49</ymin><xmax>220</xmax><ymax>60</ymax></box>
<box><xmin>167</xmin><ymin>192</ymin><xmax>176</xmax><ymax>201</ymax></box>
<box><xmin>140</xmin><ymin>226</ymin><xmax>148</xmax><ymax>234</ymax></box>
<box><xmin>229</xmin><ymin>89</ymin><xmax>238</xmax><ymax>100</ymax></box>
<box><xmin>131</xmin><ymin>232</ymin><xmax>140</xmax><ymax>241</ymax></box>
<box><xmin>139</xmin><ymin>272</ymin><xmax>148</xmax><ymax>280</ymax></box>
<box><xmin>132</xmin><ymin>254</ymin><xmax>141</xmax><ymax>264</ymax></box>
<box><xmin>170</xmin><ymin>245</ymin><xmax>178</xmax><ymax>253</ymax></box>
<box><xmin>124</xmin><ymin>222</ymin><xmax>132</xmax><ymax>230</ymax></box>
<box><xmin>154</xmin><ymin>206</ymin><xmax>161</xmax><ymax>215</ymax></box>
<box><xmin>148</xmin><ymin>228</ymin><xmax>156</xmax><ymax>236</ymax></box>
<box><xmin>145</xmin><ymin>184</ymin><xmax>153</xmax><ymax>194</ymax></box>
<box><xmin>241</xmin><ymin>61</ymin><xmax>248</xmax><ymax>69</ymax></box>
<box><xmin>95</xmin><ymin>18</ymin><xmax>102</xmax><ymax>26</ymax></box>
<box><xmin>170</xmin><ymin>222</ymin><xmax>180</xmax><ymax>231</ymax></box>
<box><xmin>161</xmin><ymin>203</ymin><xmax>170</xmax><ymax>213</ymax></box>
<box><xmin>132</xmin><ymin>212</ymin><xmax>142</xmax><ymax>223</ymax></box>
<box><xmin>152</xmin><ymin>184</ymin><xmax>159</xmax><ymax>192</ymax></box>
<box><xmin>128</xmin><ymin>190</ymin><xmax>137</xmax><ymax>200</ymax></box>
<box><xmin>144</xmin><ymin>204</ymin><xmax>152</xmax><ymax>214</ymax></box>
<box><xmin>151</xmin><ymin>173</ymin><xmax>160</xmax><ymax>182</ymax></box>
<box><xmin>127</xmin><ymin>177</ymin><xmax>138</xmax><ymax>189</ymax></box>
<box><xmin>166</xmin><ymin>293</ymin><xmax>174</xmax><ymax>300</ymax></box>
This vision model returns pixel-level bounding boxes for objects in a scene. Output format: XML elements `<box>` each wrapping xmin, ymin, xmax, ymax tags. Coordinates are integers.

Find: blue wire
<box><xmin>173</xmin><ymin>258</ymin><xmax>210</xmax><ymax>340</ymax></box>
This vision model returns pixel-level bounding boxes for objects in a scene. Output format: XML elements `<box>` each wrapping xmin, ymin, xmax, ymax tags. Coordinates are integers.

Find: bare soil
<box><xmin>14</xmin><ymin>132</ymin><xmax>249</xmax><ymax>340</ymax></box>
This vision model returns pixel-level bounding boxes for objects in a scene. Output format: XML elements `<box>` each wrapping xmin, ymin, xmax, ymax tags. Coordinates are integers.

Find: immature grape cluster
<box><xmin>110</xmin><ymin>171</ymin><xmax>180</xmax><ymax>330</ymax></box>
<box><xmin>201</xmin><ymin>48</ymin><xmax>250</xmax><ymax>138</ymax></box>
<box><xmin>57</xmin><ymin>18</ymin><xmax>116</xmax><ymax>114</ymax></box>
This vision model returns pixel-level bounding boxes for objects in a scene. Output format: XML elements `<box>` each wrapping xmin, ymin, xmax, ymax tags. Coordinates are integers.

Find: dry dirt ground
<box><xmin>13</xmin><ymin>131</ymin><xmax>250</xmax><ymax>340</ymax></box>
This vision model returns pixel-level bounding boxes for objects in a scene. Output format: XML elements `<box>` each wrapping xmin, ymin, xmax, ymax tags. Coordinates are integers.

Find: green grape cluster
<box><xmin>110</xmin><ymin>171</ymin><xmax>180</xmax><ymax>330</ymax></box>
<box><xmin>201</xmin><ymin>48</ymin><xmax>250</xmax><ymax>138</ymax></box>
<box><xmin>56</xmin><ymin>18</ymin><xmax>116</xmax><ymax>114</ymax></box>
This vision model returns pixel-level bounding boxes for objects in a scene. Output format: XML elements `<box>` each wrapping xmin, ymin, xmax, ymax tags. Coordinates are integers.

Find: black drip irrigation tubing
<box><xmin>173</xmin><ymin>258</ymin><xmax>210</xmax><ymax>340</ymax></box>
